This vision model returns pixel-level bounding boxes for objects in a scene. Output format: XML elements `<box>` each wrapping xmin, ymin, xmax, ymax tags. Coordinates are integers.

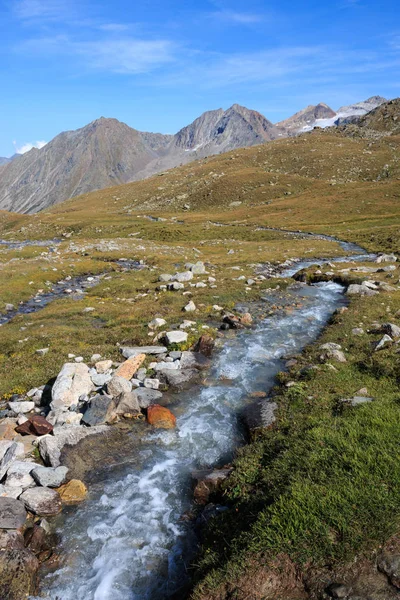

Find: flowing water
<box><xmin>29</xmin><ymin>235</ymin><xmax>374</xmax><ymax>599</ymax></box>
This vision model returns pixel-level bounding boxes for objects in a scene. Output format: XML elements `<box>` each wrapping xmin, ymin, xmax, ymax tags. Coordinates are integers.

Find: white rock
<box><xmin>165</xmin><ymin>331</ymin><xmax>188</xmax><ymax>345</ymax></box>
<box><xmin>91</xmin><ymin>353</ymin><xmax>102</xmax><ymax>361</ymax></box>
<box><xmin>36</xmin><ymin>348</ymin><xmax>49</xmax><ymax>356</ymax></box>
<box><xmin>8</xmin><ymin>402</ymin><xmax>35</xmax><ymax>414</ymax></box>
<box><xmin>74</xmin><ymin>356</ymin><xmax>84</xmax><ymax>363</ymax></box>
<box><xmin>144</xmin><ymin>378</ymin><xmax>160</xmax><ymax>390</ymax></box>
<box><xmin>95</xmin><ymin>360</ymin><xmax>113</xmax><ymax>374</ymax></box>
<box><xmin>174</xmin><ymin>271</ymin><xmax>193</xmax><ymax>282</ymax></box>
<box><xmin>153</xmin><ymin>361</ymin><xmax>180</xmax><ymax>371</ymax></box>
<box><xmin>148</xmin><ymin>318</ymin><xmax>167</xmax><ymax>329</ymax></box>
<box><xmin>180</xmin><ymin>320</ymin><xmax>196</xmax><ymax>329</ymax></box>
<box><xmin>51</xmin><ymin>363</ymin><xmax>93</xmax><ymax>411</ymax></box>
<box><xmin>184</xmin><ymin>301</ymin><xmax>196</xmax><ymax>312</ymax></box>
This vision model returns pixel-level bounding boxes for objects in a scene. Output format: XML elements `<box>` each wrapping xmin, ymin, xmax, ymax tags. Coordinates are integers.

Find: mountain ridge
<box><xmin>0</xmin><ymin>96</ymin><xmax>392</xmax><ymax>214</ymax></box>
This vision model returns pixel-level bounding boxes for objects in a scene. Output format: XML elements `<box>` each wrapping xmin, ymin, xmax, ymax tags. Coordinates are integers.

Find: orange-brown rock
<box><xmin>147</xmin><ymin>404</ymin><xmax>176</xmax><ymax>429</ymax></box>
<box><xmin>240</xmin><ymin>312</ymin><xmax>253</xmax><ymax>325</ymax></box>
<box><xmin>0</xmin><ymin>419</ymin><xmax>17</xmax><ymax>440</ymax></box>
<box><xmin>57</xmin><ymin>479</ymin><xmax>88</xmax><ymax>504</ymax></box>
<box><xmin>115</xmin><ymin>353</ymin><xmax>146</xmax><ymax>380</ymax></box>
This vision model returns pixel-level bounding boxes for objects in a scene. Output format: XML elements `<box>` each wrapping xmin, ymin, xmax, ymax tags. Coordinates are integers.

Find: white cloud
<box><xmin>14</xmin><ymin>0</ymin><xmax>73</xmax><ymax>20</ymax></box>
<box><xmin>14</xmin><ymin>140</ymin><xmax>47</xmax><ymax>154</ymax></box>
<box><xmin>17</xmin><ymin>35</ymin><xmax>178</xmax><ymax>74</ymax></box>
<box><xmin>76</xmin><ymin>39</ymin><xmax>176</xmax><ymax>74</ymax></box>
<box><xmin>212</xmin><ymin>11</ymin><xmax>264</xmax><ymax>24</ymax></box>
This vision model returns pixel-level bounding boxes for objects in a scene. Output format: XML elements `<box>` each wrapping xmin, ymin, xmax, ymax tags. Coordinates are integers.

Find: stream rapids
<box><xmin>27</xmin><ymin>238</ymin><xmax>373</xmax><ymax>600</ymax></box>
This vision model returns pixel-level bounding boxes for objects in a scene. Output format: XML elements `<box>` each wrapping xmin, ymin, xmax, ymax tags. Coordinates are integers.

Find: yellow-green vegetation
<box><xmin>191</xmin><ymin>275</ymin><xmax>400</xmax><ymax>599</ymax></box>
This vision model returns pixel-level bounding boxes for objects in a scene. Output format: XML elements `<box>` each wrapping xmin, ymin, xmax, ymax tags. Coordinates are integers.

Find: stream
<box><xmin>32</xmin><ymin>237</ymin><xmax>374</xmax><ymax>600</ymax></box>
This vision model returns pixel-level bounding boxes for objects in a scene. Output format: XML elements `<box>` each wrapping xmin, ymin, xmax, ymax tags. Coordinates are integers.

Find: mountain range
<box><xmin>0</xmin><ymin>96</ymin><xmax>389</xmax><ymax>214</ymax></box>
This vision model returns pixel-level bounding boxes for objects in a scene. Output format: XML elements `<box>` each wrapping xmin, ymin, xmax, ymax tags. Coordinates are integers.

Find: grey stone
<box><xmin>153</xmin><ymin>361</ymin><xmax>180</xmax><ymax>371</ymax></box>
<box><xmin>115</xmin><ymin>392</ymin><xmax>141</xmax><ymax>416</ymax></box>
<box><xmin>346</xmin><ymin>284</ymin><xmax>378</xmax><ymax>296</ymax></box>
<box><xmin>376</xmin><ymin>253</ymin><xmax>397</xmax><ymax>263</ymax></box>
<box><xmin>190</xmin><ymin>261</ymin><xmax>206</xmax><ymax>274</ymax></box>
<box><xmin>0</xmin><ymin>485</ymin><xmax>24</xmax><ymax>499</ymax></box>
<box><xmin>168</xmin><ymin>351</ymin><xmax>182</xmax><ymax>360</ymax></box>
<box><xmin>167</xmin><ymin>282</ymin><xmax>184</xmax><ymax>291</ymax></box>
<box><xmin>158</xmin><ymin>274</ymin><xmax>173</xmax><ymax>282</ymax></box>
<box><xmin>0</xmin><ymin>443</ymin><xmax>25</xmax><ymax>480</ymax></box>
<box><xmin>132</xmin><ymin>388</ymin><xmax>163</xmax><ymax>409</ymax></box>
<box><xmin>91</xmin><ymin>372</ymin><xmax>112</xmax><ymax>387</ymax></box>
<box><xmin>349</xmin><ymin>396</ymin><xmax>373</xmax><ymax>406</ymax></box>
<box><xmin>121</xmin><ymin>346</ymin><xmax>167</xmax><ymax>359</ymax></box>
<box><xmin>107</xmin><ymin>376</ymin><xmax>132</xmax><ymax>398</ymax></box>
<box><xmin>241</xmin><ymin>400</ymin><xmax>278</xmax><ymax>433</ymax></box>
<box><xmin>377</xmin><ymin>552</ymin><xmax>400</xmax><ymax>588</ymax></box>
<box><xmin>20</xmin><ymin>487</ymin><xmax>62</xmax><ymax>516</ymax></box>
<box><xmin>0</xmin><ymin>497</ymin><xmax>27</xmax><ymax>529</ymax></box>
<box><xmin>375</xmin><ymin>334</ymin><xmax>393</xmax><ymax>351</ymax></box>
<box><xmin>351</xmin><ymin>328</ymin><xmax>364</xmax><ymax>336</ymax></box>
<box><xmin>31</xmin><ymin>466</ymin><xmax>69</xmax><ymax>488</ymax></box>
<box><xmin>159</xmin><ymin>368</ymin><xmax>200</xmax><ymax>391</ymax></box>
<box><xmin>143</xmin><ymin>378</ymin><xmax>160</xmax><ymax>390</ymax></box>
<box><xmin>319</xmin><ymin>343</ymin><xmax>347</xmax><ymax>363</ymax></box>
<box><xmin>38</xmin><ymin>425</ymin><xmax>108</xmax><ymax>467</ymax></box>
<box><xmin>4</xmin><ymin>462</ymin><xmax>36</xmax><ymax>491</ymax></box>
<box><xmin>82</xmin><ymin>395</ymin><xmax>116</xmax><ymax>426</ymax></box>
<box><xmin>165</xmin><ymin>331</ymin><xmax>188</xmax><ymax>345</ymax></box>
<box><xmin>51</xmin><ymin>362</ymin><xmax>93</xmax><ymax>411</ymax></box>
<box><xmin>0</xmin><ymin>440</ymin><xmax>14</xmax><ymax>462</ymax></box>
<box><xmin>174</xmin><ymin>271</ymin><xmax>193</xmax><ymax>282</ymax></box>
<box><xmin>148</xmin><ymin>317</ymin><xmax>166</xmax><ymax>329</ymax></box>
<box><xmin>180</xmin><ymin>351</ymin><xmax>210</xmax><ymax>370</ymax></box>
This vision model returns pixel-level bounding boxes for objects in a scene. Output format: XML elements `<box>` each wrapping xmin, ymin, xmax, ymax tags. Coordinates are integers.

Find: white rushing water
<box><xmin>35</xmin><ymin>279</ymin><xmax>347</xmax><ymax>600</ymax></box>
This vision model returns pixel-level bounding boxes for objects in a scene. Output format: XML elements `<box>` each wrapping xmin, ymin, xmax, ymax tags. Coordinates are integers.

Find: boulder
<box><xmin>319</xmin><ymin>342</ymin><xmax>347</xmax><ymax>363</ymax></box>
<box><xmin>0</xmin><ymin>440</ymin><xmax>14</xmax><ymax>462</ymax></box>
<box><xmin>57</xmin><ymin>479</ymin><xmax>87</xmax><ymax>504</ymax></box>
<box><xmin>0</xmin><ymin>497</ymin><xmax>27</xmax><ymax>529</ymax></box>
<box><xmin>158</xmin><ymin>274</ymin><xmax>173</xmax><ymax>282</ymax></box>
<box><xmin>165</xmin><ymin>331</ymin><xmax>188</xmax><ymax>345</ymax></box>
<box><xmin>241</xmin><ymin>400</ymin><xmax>278</xmax><ymax>434</ymax></box>
<box><xmin>121</xmin><ymin>346</ymin><xmax>167</xmax><ymax>359</ymax></box>
<box><xmin>167</xmin><ymin>282</ymin><xmax>185</xmax><ymax>291</ymax></box>
<box><xmin>375</xmin><ymin>334</ymin><xmax>393</xmax><ymax>351</ymax></box>
<box><xmin>115</xmin><ymin>353</ymin><xmax>145</xmax><ymax>380</ymax></box>
<box><xmin>38</xmin><ymin>425</ymin><xmax>108</xmax><ymax>467</ymax></box>
<box><xmin>82</xmin><ymin>395</ymin><xmax>117</xmax><ymax>426</ymax></box>
<box><xmin>4</xmin><ymin>462</ymin><xmax>36</xmax><ymax>491</ymax></box>
<box><xmin>143</xmin><ymin>378</ymin><xmax>160</xmax><ymax>390</ymax></box>
<box><xmin>376</xmin><ymin>253</ymin><xmax>397</xmax><ymax>263</ymax></box>
<box><xmin>107</xmin><ymin>376</ymin><xmax>132</xmax><ymax>398</ymax></box>
<box><xmin>115</xmin><ymin>392</ymin><xmax>141</xmax><ymax>416</ymax></box>
<box><xmin>148</xmin><ymin>318</ymin><xmax>167</xmax><ymax>329</ymax></box>
<box><xmin>180</xmin><ymin>351</ymin><xmax>210</xmax><ymax>370</ymax></box>
<box><xmin>147</xmin><ymin>405</ymin><xmax>176</xmax><ymax>429</ymax></box>
<box><xmin>346</xmin><ymin>284</ymin><xmax>378</xmax><ymax>296</ymax></box>
<box><xmin>190</xmin><ymin>261</ymin><xmax>206</xmax><ymax>274</ymax></box>
<box><xmin>51</xmin><ymin>362</ymin><xmax>93</xmax><ymax>411</ymax></box>
<box><xmin>382</xmin><ymin>323</ymin><xmax>400</xmax><ymax>339</ymax></box>
<box><xmin>174</xmin><ymin>271</ymin><xmax>193</xmax><ymax>282</ymax></box>
<box><xmin>183</xmin><ymin>301</ymin><xmax>196</xmax><ymax>312</ymax></box>
<box><xmin>91</xmin><ymin>372</ymin><xmax>112</xmax><ymax>387</ymax></box>
<box><xmin>194</xmin><ymin>334</ymin><xmax>215</xmax><ymax>357</ymax></box>
<box><xmin>31</xmin><ymin>466</ymin><xmax>69</xmax><ymax>488</ymax></box>
<box><xmin>8</xmin><ymin>401</ymin><xmax>35</xmax><ymax>414</ymax></box>
<box><xmin>159</xmin><ymin>368</ymin><xmax>200</xmax><ymax>391</ymax></box>
<box><xmin>192</xmin><ymin>468</ymin><xmax>232</xmax><ymax>505</ymax></box>
<box><xmin>377</xmin><ymin>552</ymin><xmax>400</xmax><ymax>588</ymax></box>
<box><xmin>0</xmin><ymin>443</ymin><xmax>25</xmax><ymax>480</ymax></box>
<box><xmin>95</xmin><ymin>359</ymin><xmax>113</xmax><ymax>373</ymax></box>
<box><xmin>131</xmin><ymin>388</ymin><xmax>162</xmax><ymax>409</ymax></box>
<box><xmin>20</xmin><ymin>487</ymin><xmax>62</xmax><ymax>516</ymax></box>
<box><xmin>15</xmin><ymin>415</ymin><xmax>53</xmax><ymax>437</ymax></box>
<box><xmin>0</xmin><ymin>485</ymin><xmax>24</xmax><ymax>499</ymax></box>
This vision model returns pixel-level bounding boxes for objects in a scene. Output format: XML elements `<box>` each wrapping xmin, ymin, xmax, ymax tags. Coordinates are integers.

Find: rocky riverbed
<box><xmin>1</xmin><ymin>244</ymin><xmax>399</xmax><ymax>599</ymax></box>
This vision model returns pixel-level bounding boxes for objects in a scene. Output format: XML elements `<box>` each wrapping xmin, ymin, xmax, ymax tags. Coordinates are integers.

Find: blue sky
<box><xmin>0</xmin><ymin>0</ymin><xmax>399</xmax><ymax>156</ymax></box>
